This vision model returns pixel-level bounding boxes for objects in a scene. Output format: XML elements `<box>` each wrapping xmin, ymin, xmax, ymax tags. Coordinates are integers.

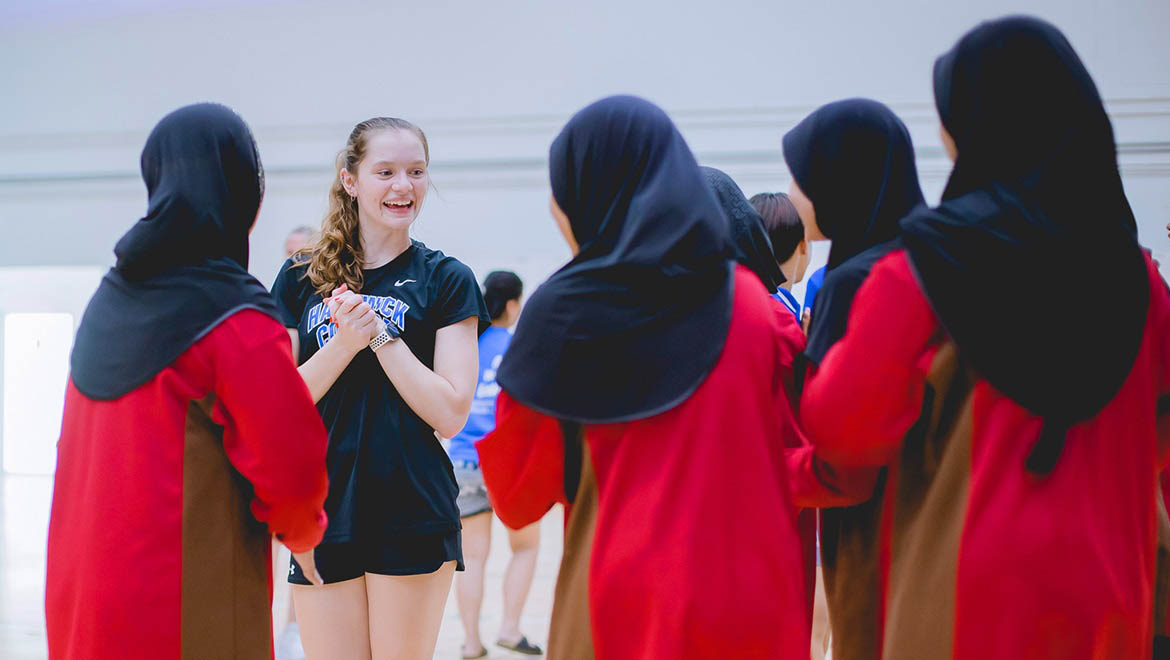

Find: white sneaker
<box><xmin>275</xmin><ymin>621</ymin><xmax>306</xmax><ymax>660</ymax></box>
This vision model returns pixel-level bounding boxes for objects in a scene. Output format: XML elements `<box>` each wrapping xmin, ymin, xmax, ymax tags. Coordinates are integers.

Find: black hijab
<box><xmin>71</xmin><ymin>103</ymin><xmax>281</xmax><ymax>400</ymax></box>
<box><xmin>782</xmin><ymin>98</ymin><xmax>925</xmax><ymax>363</ymax></box>
<box><xmin>496</xmin><ymin>95</ymin><xmax>734</xmax><ymax>424</ymax></box>
<box><xmin>900</xmin><ymin>16</ymin><xmax>1149</xmax><ymax>472</ymax></box>
<box><xmin>702</xmin><ymin>167</ymin><xmax>786</xmax><ymax>292</ymax></box>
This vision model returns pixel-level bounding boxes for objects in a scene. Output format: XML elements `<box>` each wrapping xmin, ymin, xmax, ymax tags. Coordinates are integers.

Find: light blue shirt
<box><xmin>447</xmin><ymin>326</ymin><xmax>511</xmax><ymax>463</ymax></box>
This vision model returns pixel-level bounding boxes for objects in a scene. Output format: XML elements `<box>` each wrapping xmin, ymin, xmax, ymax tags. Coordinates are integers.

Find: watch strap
<box><xmin>369</xmin><ymin>326</ymin><xmax>397</xmax><ymax>352</ymax></box>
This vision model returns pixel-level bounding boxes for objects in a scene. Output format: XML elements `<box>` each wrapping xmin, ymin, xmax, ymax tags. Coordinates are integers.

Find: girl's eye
<box><xmin>378</xmin><ymin>170</ymin><xmax>393</xmax><ymax>176</ymax></box>
<box><xmin>411</xmin><ymin>169</ymin><xmax>425</xmax><ymax>176</ymax></box>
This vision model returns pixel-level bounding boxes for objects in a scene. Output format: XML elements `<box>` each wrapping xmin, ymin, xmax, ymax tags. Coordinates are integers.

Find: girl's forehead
<box><xmin>363</xmin><ymin>129</ymin><xmax>426</xmax><ymax>163</ymax></box>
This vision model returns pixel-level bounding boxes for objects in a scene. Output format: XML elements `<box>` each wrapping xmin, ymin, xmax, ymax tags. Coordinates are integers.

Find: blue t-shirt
<box><xmin>803</xmin><ymin>266</ymin><xmax>826</xmax><ymax>316</ymax></box>
<box><xmin>448</xmin><ymin>326</ymin><xmax>512</xmax><ymax>463</ymax></box>
<box><xmin>771</xmin><ymin>287</ymin><xmax>801</xmax><ymax>321</ymax></box>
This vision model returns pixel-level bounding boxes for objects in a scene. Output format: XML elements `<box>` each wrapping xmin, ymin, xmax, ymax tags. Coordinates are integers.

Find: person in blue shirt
<box><xmin>449</xmin><ymin>270</ymin><xmax>543</xmax><ymax>658</ymax></box>
<box><xmin>750</xmin><ymin>192</ymin><xmax>812</xmax><ymax>322</ymax></box>
<box><xmin>802</xmin><ymin>266</ymin><xmax>826</xmax><ymax>331</ymax></box>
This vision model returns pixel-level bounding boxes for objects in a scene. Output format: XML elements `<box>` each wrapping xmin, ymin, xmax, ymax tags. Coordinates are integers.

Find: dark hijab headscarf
<box><xmin>900</xmin><ymin>16</ymin><xmax>1149</xmax><ymax>472</ymax></box>
<box><xmin>71</xmin><ymin>103</ymin><xmax>281</xmax><ymax>400</ymax></box>
<box><xmin>497</xmin><ymin>95</ymin><xmax>734</xmax><ymax>424</ymax></box>
<box><xmin>701</xmin><ymin>167</ymin><xmax>786</xmax><ymax>292</ymax></box>
<box><xmin>782</xmin><ymin>98</ymin><xmax>925</xmax><ymax>363</ymax></box>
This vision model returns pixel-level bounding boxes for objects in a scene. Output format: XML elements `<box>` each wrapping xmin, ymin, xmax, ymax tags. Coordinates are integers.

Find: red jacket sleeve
<box><xmin>786</xmin><ymin>443</ymin><xmax>881</xmax><ymax>509</ymax></box>
<box><xmin>801</xmin><ymin>252</ymin><xmax>939</xmax><ymax>467</ymax></box>
<box><xmin>768</xmin><ymin>298</ymin><xmax>881</xmax><ymax>507</ymax></box>
<box><xmin>207</xmin><ymin>310</ymin><xmax>330</xmax><ymax>553</ymax></box>
<box><xmin>476</xmin><ymin>390</ymin><xmax>567</xmax><ymax>530</ymax></box>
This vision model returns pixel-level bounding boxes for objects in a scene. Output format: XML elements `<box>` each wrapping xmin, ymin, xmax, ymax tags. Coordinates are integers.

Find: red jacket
<box><xmin>802</xmin><ymin>251</ymin><xmax>1170</xmax><ymax>659</ymax></box>
<box><xmin>477</xmin><ymin>267</ymin><xmax>810</xmax><ymax>659</ymax></box>
<box><xmin>46</xmin><ymin>310</ymin><xmax>329</xmax><ymax>660</ymax></box>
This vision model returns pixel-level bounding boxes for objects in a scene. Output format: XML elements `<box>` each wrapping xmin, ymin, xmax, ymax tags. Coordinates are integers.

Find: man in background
<box><xmin>284</xmin><ymin>225</ymin><xmax>315</xmax><ymax>259</ymax></box>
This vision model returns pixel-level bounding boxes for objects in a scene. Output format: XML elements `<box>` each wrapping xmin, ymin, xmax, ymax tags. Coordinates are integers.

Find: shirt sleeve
<box><xmin>432</xmin><ymin>258</ymin><xmax>491</xmax><ymax>331</ymax></box>
<box><xmin>803</xmin><ymin>267</ymin><xmax>824</xmax><ymax>312</ymax></box>
<box><xmin>801</xmin><ymin>251</ymin><xmax>939</xmax><ymax>467</ymax></box>
<box><xmin>270</xmin><ymin>258</ymin><xmax>310</xmax><ymax>329</ymax></box>
<box><xmin>476</xmin><ymin>390</ymin><xmax>567</xmax><ymax>530</ymax></box>
<box><xmin>785</xmin><ymin>444</ymin><xmax>882</xmax><ymax>509</ymax></box>
<box><xmin>206</xmin><ymin>310</ymin><xmax>330</xmax><ymax>552</ymax></box>
<box><xmin>769</xmin><ymin>299</ymin><xmax>881</xmax><ymax>507</ymax></box>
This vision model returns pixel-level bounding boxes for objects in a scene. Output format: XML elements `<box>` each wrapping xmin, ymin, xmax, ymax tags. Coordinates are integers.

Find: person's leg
<box><xmin>272</xmin><ymin>540</ymin><xmax>288</xmax><ymax>629</ymax></box>
<box><xmin>273</xmin><ymin>541</ymin><xmax>304</xmax><ymax>660</ymax></box>
<box><xmin>499</xmin><ymin>520</ymin><xmax>540</xmax><ymax>644</ymax></box>
<box><xmin>455</xmin><ymin>512</ymin><xmax>492</xmax><ymax>656</ymax></box>
<box><xmin>366</xmin><ymin>561</ymin><xmax>457</xmax><ymax>660</ymax></box>
<box><xmin>291</xmin><ymin>577</ymin><xmax>372</xmax><ymax>660</ymax></box>
<box><xmin>811</xmin><ymin>566</ymin><xmax>830</xmax><ymax>660</ymax></box>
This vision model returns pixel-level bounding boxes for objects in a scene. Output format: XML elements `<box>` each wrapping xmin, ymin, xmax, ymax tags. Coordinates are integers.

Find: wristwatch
<box><xmin>369</xmin><ymin>324</ymin><xmax>398</xmax><ymax>352</ymax></box>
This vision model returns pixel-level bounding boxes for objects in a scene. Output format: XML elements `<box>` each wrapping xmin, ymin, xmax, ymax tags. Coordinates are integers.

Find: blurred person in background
<box><xmin>802</xmin><ymin>266</ymin><xmax>826</xmax><ymax>333</ymax></box>
<box><xmin>750</xmin><ymin>189</ymin><xmax>829</xmax><ymax>660</ymax></box>
<box><xmin>285</xmin><ymin>225</ymin><xmax>316</xmax><ymax>259</ymax></box>
<box><xmin>449</xmin><ymin>270</ymin><xmax>544</xmax><ymax>658</ymax></box>
<box><xmin>750</xmin><ymin>191</ymin><xmax>811</xmax><ymax>321</ymax></box>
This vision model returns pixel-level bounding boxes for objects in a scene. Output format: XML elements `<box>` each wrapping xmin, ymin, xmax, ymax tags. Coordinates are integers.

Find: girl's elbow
<box><xmin>435</xmin><ymin>411</ymin><xmax>470</xmax><ymax>440</ymax></box>
<box><xmin>438</xmin><ymin>394</ymin><xmax>474</xmax><ymax>438</ymax></box>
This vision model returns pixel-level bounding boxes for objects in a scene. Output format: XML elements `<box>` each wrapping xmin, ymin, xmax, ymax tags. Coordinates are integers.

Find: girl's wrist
<box><xmin>327</xmin><ymin>331</ymin><xmax>365</xmax><ymax>359</ymax></box>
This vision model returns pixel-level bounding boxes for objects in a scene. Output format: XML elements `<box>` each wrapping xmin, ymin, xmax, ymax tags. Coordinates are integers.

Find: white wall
<box><xmin>0</xmin><ymin>0</ymin><xmax>1167</xmax><ymax>289</ymax></box>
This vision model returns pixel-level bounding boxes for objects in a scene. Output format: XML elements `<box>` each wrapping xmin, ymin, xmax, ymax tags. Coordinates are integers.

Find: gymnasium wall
<box><xmin>1</xmin><ymin>0</ymin><xmax>1166</xmax><ymax>469</ymax></box>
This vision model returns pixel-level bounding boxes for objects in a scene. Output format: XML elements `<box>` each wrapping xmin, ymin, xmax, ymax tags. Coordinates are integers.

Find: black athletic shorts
<box><xmin>287</xmin><ymin>532</ymin><xmax>464</xmax><ymax>585</ymax></box>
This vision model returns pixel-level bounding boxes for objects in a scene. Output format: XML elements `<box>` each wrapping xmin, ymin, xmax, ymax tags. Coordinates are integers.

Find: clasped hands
<box><xmin>326</xmin><ymin>284</ymin><xmax>385</xmax><ymax>354</ymax></box>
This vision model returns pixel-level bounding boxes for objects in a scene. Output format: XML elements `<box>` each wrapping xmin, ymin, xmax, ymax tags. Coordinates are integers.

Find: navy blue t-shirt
<box><xmin>271</xmin><ymin>241</ymin><xmax>489</xmax><ymax>542</ymax></box>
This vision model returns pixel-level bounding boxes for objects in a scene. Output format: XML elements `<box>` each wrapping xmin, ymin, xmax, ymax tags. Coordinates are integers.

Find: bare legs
<box><xmin>455</xmin><ymin>514</ymin><xmax>542</xmax><ymax>655</ymax></box>
<box><xmin>293</xmin><ymin>577</ymin><xmax>372</xmax><ymax>660</ymax></box>
<box><xmin>499</xmin><ymin>522</ymin><xmax>541</xmax><ymax>643</ymax></box>
<box><xmin>455</xmin><ymin>512</ymin><xmax>492</xmax><ymax>656</ymax></box>
<box><xmin>366</xmin><ymin>563</ymin><xmax>456</xmax><ymax>660</ymax></box>
<box><xmin>292</xmin><ymin>561</ymin><xmax>456</xmax><ymax>660</ymax></box>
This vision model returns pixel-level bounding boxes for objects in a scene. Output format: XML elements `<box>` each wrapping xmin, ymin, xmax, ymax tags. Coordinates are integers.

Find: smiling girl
<box><xmin>271</xmin><ymin>117</ymin><xmax>489</xmax><ymax>660</ymax></box>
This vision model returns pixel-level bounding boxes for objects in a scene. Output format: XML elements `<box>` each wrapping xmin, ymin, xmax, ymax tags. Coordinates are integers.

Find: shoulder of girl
<box><xmin>429</xmin><ymin>253</ymin><xmax>474</xmax><ymax>281</ymax></box>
